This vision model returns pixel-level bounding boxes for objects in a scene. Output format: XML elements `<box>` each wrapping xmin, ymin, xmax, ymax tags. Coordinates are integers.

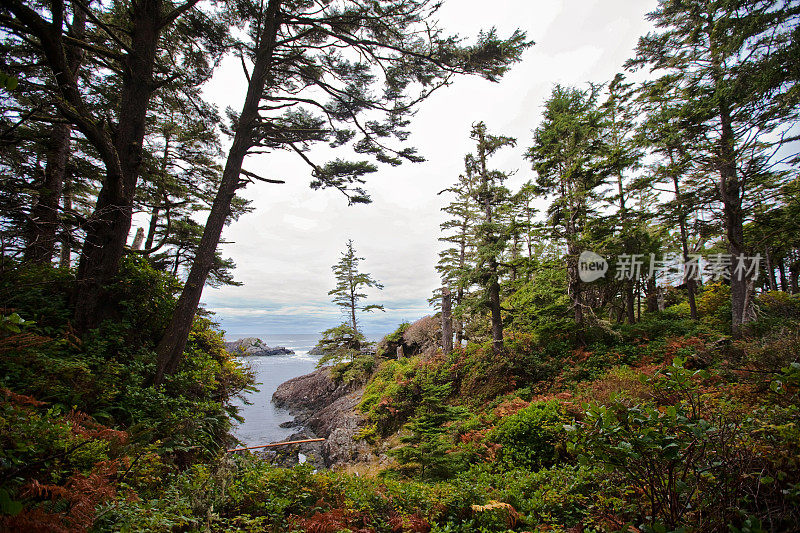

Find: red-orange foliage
<box><xmin>64</xmin><ymin>410</ymin><xmax>127</xmax><ymax>444</ymax></box>
<box><xmin>1</xmin><ymin>390</ymin><xmax>131</xmax><ymax>533</ymax></box>
<box><xmin>2</xmin><ymin>387</ymin><xmax>46</xmax><ymax>407</ymax></box>
<box><xmin>296</xmin><ymin>508</ymin><xmax>372</xmax><ymax>533</ymax></box>
<box><xmin>1</xmin><ymin>460</ymin><xmax>119</xmax><ymax>533</ymax></box>
<box><xmin>494</xmin><ymin>397</ymin><xmax>530</xmax><ymax>418</ymax></box>
<box><xmin>0</xmin><ymin>331</ymin><xmax>52</xmax><ymax>353</ymax></box>
<box><xmin>664</xmin><ymin>336</ymin><xmax>706</xmax><ymax>360</ymax></box>
<box><xmin>388</xmin><ymin>512</ymin><xmax>430</xmax><ymax>532</ymax></box>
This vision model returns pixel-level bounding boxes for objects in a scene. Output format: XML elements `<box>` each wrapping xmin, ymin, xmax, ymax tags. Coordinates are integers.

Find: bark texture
<box><xmin>153</xmin><ymin>0</ymin><xmax>283</xmax><ymax>385</ymax></box>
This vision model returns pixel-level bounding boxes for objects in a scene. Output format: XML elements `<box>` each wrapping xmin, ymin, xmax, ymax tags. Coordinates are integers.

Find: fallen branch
<box><xmin>226</xmin><ymin>437</ymin><xmax>325</xmax><ymax>452</ymax></box>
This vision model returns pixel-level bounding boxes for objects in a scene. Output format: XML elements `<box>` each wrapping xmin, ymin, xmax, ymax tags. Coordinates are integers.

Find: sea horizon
<box><xmin>224</xmin><ymin>332</ymin><xmax>384</xmax><ymax>344</ymax></box>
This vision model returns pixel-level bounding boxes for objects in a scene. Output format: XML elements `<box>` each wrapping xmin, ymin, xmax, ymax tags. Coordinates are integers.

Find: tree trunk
<box><xmin>350</xmin><ymin>286</ymin><xmax>358</xmax><ymax>332</ymax></box>
<box><xmin>764</xmin><ymin>246</ymin><xmax>778</xmax><ymax>291</ymax></box>
<box><xmin>488</xmin><ymin>276</ymin><xmax>503</xmax><ymax>353</ymax></box>
<box><xmin>441</xmin><ymin>287</ymin><xmax>453</xmax><ymax>355</ymax></box>
<box><xmin>646</xmin><ymin>275</ymin><xmax>658</xmax><ymax>313</ymax></box>
<box><xmin>567</xmin><ymin>239</ymin><xmax>583</xmax><ymax>325</ymax></box>
<box><xmin>26</xmin><ymin>122</ymin><xmax>71</xmax><ymax>264</ymax></box>
<box><xmin>73</xmin><ymin>0</ymin><xmax>163</xmax><ymax>332</ymax></box>
<box><xmin>24</xmin><ymin>0</ymin><xmax>86</xmax><ymax>265</ymax></box>
<box><xmin>59</xmin><ymin>172</ymin><xmax>72</xmax><ymax>269</ymax></box>
<box><xmin>454</xmin><ymin>217</ymin><xmax>468</xmax><ymax>346</ymax></box>
<box><xmin>670</xmin><ymin>154</ymin><xmax>698</xmax><ymax>320</ymax></box>
<box><xmin>625</xmin><ymin>281</ymin><xmax>635</xmax><ymax>323</ymax></box>
<box><xmin>616</xmin><ymin>167</ymin><xmax>628</xmax><ymax>327</ymax></box>
<box><xmin>778</xmin><ymin>256</ymin><xmax>789</xmax><ymax>292</ymax></box>
<box><xmin>477</xmin><ymin>128</ymin><xmax>503</xmax><ymax>353</ymax></box>
<box><xmin>718</xmin><ymin>97</ymin><xmax>752</xmax><ymax>337</ymax></box>
<box><xmin>154</xmin><ymin>0</ymin><xmax>283</xmax><ymax>385</ymax></box>
<box><xmin>526</xmin><ymin>205</ymin><xmax>533</xmax><ymax>264</ymax></box>
<box><xmin>144</xmin><ymin>134</ymin><xmax>171</xmax><ymax>251</ymax></box>
<box><xmin>510</xmin><ymin>230</ymin><xmax>518</xmax><ymax>283</ymax></box>
<box><xmin>145</xmin><ymin>204</ymin><xmax>160</xmax><ymax>250</ymax></box>
<box><xmin>131</xmin><ymin>227</ymin><xmax>145</xmax><ymax>250</ymax></box>
<box><xmin>455</xmin><ymin>287</ymin><xmax>464</xmax><ymax>347</ymax></box>
<box><xmin>636</xmin><ymin>279</ymin><xmax>641</xmax><ymax>322</ymax></box>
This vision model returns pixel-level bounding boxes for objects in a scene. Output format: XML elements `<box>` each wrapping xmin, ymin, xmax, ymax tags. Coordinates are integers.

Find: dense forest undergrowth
<box><xmin>2</xmin><ymin>0</ymin><xmax>800</xmax><ymax>530</ymax></box>
<box><xmin>2</xmin><ymin>257</ymin><xmax>799</xmax><ymax>532</ymax></box>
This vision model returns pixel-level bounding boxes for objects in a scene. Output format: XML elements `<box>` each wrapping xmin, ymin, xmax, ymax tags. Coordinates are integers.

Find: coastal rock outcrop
<box><xmin>225</xmin><ymin>337</ymin><xmax>294</xmax><ymax>356</ymax></box>
<box><xmin>376</xmin><ymin>315</ymin><xmax>441</xmax><ymax>358</ymax></box>
<box><xmin>307</xmin><ymin>345</ymin><xmax>324</xmax><ymax>356</ymax></box>
<box><xmin>272</xmin><ymin>367</ymin><xmax>370</xmax><ymax>467</ymax></box>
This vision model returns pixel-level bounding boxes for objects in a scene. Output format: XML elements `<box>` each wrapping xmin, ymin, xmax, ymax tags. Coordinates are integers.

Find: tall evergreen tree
<box><xmin>507</xmin><ymin>180</ymin><xmax>540</xmax><ymax>283</ymax></box>
<box><xmin>526</xmin><ymin>85</ymin><xmax>606</xmax><ymax>326</ymax></box>
<box><xmin>636</xmin><ymin>76</ymin><xmax>708</xmax><ymax>320</ymax></box>
<box><xmin>435</xmin><ymin>167</ymin><xmax>480</xmax><ymax>346</ymax></box>
<box><xmin>628</xmin><ymin>0</ymin><xmax>800</xmax><ymax>336</ymax></box>
<box><xmin>469</xmin><ymin>121</ymin><xmax>516</xmax><ymax>353</ymax></box>
<box><xmin>0</xmin><ymin>5</ymin><xmax>87</xmax><ymax>264</ymax></box>
<box><xmin>600</xmin><ymin>73</ymin><xmax>643</xmax><ymax>323</ymax></box>
<box><xmin>328</xmin><ymin>240</ymin><xmax>384</xmax><ymax>334</ymax></box>
<box><xmin>1</xmin><ymin>0</ymin><xmax>226</xmax><ymax>331</ymax></box>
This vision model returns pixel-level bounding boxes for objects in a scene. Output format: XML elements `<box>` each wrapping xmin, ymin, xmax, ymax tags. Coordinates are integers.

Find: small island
<box><xmin>224</xmin><ymin>337</ymin><xmax>295</xmax><ymax>357</ymax></box>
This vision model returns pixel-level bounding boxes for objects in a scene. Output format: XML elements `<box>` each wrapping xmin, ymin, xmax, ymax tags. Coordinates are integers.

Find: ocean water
<box><xmin>227</xmin><ymin>334</ymin><xmax>322</xmax><ymax>447</ymax></box>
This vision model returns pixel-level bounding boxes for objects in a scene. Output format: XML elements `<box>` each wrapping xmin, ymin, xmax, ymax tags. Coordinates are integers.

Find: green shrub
<box><xmin>314</xmin><ymin>323</ymin><xmax>370</xmax><ymax>367</ymax></box>
<box><xmin>488</xmin><ymin>399</ymin><xmax>567</xmax><ymax>471</ymax></box>
<box><xmin>571</xmin><ymin>358</ymin><xmax>800</xmax><ymax>531</ymax></box>
<box><xmin>390</xmin><ymin>382</ymin><xmax>468</xmax><ymax>480</ymax></box>
<box><xmin>358</xmin><ymin>357</ymin><xmax>419</xmax><ymax>434</ymax></box>
<box><xmin>505</xmin><ymin>264</ymin><xmax>575</xmax><ymax>343</ymax></box>
<box><xmin>697</xmin><ymin>281</ymin><xmax>731</xmax><ymax>331</ymax></box>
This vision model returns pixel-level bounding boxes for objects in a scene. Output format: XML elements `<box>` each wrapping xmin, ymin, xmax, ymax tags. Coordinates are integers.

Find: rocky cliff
<box><xmin>270</xmin><ymin>367</ymin><xmax>374</xmax><ymax>468</ymax></box>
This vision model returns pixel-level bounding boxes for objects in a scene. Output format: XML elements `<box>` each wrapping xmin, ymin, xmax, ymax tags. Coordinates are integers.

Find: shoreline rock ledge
<box><xmin>224</xmin><ymin>337</ymin><xmax>294</xmax><ymax>356</ymax></box>
<box><xmin>271</xmin><ymin>367</ymin><xmax>372</xmax><ymax>468</ymax></box>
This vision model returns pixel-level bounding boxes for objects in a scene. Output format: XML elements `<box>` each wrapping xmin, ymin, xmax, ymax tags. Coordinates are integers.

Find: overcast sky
<box><xmin>192</xmin><ymin>0</ymin><xmax>659</xmax><ymax>336</ymax></box>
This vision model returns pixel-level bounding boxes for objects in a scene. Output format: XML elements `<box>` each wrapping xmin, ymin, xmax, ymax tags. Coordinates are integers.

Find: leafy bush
<box><xmin>504</xmin><ymin>264</ymin><xmax>574</xmax><ymax>342</ymax></box>
<box><xmin>329</xmin><ymin>353</ymin><xmax>377</xmax><ymax>383</ymax></box>
<box><xmin>488</xmin><ymin>399</ymin><xmax>567</xmax><ymax>471</ymax></box>
<box><xmin>0</xmin><ymin>389</ymin><xmax>128</xmax><ymax>532</ymax></box>
<box><xmin>571</xmin><ymin>358</ymin><xmax>800</xmax><ymax>531</ymax></box>
<box><xmin>456</xmin><ymin>463</ymin><xmax>619</xmax><ymax>530</ymax></box>
<box><xmin>697</xmin><ymin>281</ymin><xmax>732</xmax><ymax>331</ymax></box>
<box><xmin>0</xmin><ymin>259</ymin><xmax>253</xmax><ymax>502</ymax></box>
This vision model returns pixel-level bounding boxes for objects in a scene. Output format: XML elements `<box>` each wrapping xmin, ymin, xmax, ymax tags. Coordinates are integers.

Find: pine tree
<box><xmin>1</xmin><ymin>0</ymin><xmax>227</xmax><ymax>331</ymax></box>
<box><xmin>526</xmin><ymin>85</ymin><xmax>606</xmax><ymax>326</ymax></box>
<box><xmin>154</xmin><ymin>1</ymin><xmax>531</xmax><ymax>383</ymax></box>
<box><xmin>469</xmin><ymin>122</ymin><xmax>516</xmax><ymax>353</ymax></box>
<box><xmin>507</xmin><ymin>181</ymin><xmax>539</xmax><ymax>283</ymax></box>
<box><xmin>434</xmin><ymin>168</ymin><xmax>480</xmax><ymax>346</ymax></box>
<box><xmin>314</xmin><ymin>323</ymin><xmax>368</xmax><ymax>366</ymax></box>
<box><xmin>636</xmin><ymin>76</ymin><xmax>707</xmax><ymax>320</ymax></box>
<box><xmin>627</xmin><ymin>0</ymin><xmax>800</xmax><ymax>336</ymax></box>
<box><xmin>328</xmin><ymin>240</ymin><xmax>384</xmax><ymax>334</ymax></box>
<box><xmin>390</xmin><ymin>382</ymin><xmax>466</xmax><ymax>479</ymax></box>
<box><xmin>600</xmin><ymin>74</ymin><xmax>643</xmax><ymax>323</ymax></box>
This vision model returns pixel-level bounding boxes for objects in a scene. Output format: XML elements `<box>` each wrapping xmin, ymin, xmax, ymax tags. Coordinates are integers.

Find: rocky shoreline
<box><xmin>266</xmin><ymin>367</ymin><xmax>378</xmax><ymax>469</ymax></box>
